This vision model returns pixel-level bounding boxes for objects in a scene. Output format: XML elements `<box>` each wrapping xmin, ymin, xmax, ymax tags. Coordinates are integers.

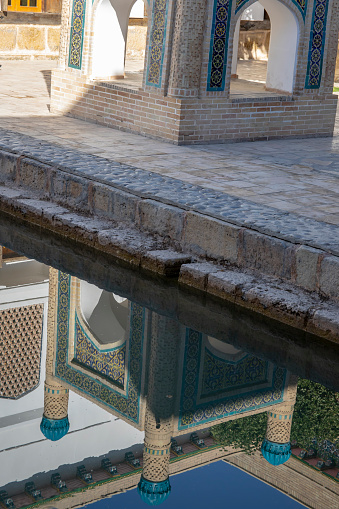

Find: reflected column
<box><xmin>40</xmin><ymin>268</ymin><xmax>70</xmax><ymax>442</ymax></box>
<box><xmin>138</xmin><ymin>312</ymin><xmax>182</xmax><ymax>505</ymax></box>
<box><xmin>261</xmin><ymin>374</ymin><xmax>298</xmax><ymax>466</ymax></box>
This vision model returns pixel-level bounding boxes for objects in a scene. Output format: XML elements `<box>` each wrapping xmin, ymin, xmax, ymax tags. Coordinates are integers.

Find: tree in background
<box><xmin>211</xmin><ymin>379</ymin><xmax>339</xmax><ymax>460</ymax></box>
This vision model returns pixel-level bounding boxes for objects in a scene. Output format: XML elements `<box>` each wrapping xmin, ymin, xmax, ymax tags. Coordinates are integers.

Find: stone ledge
<box><xmin>1</xmin><ymin>145</ymin><xmax>338</xmax><ymax>303</ymax></box>
<box><xmin>0</xmin><ymin>132</ymin><xmax>338</xmax><ymax>325</ymax></box>
<box><xmin>179</xmin><ymin>262</ymin><xmax>339</xmax><ymax>343</ymax></box>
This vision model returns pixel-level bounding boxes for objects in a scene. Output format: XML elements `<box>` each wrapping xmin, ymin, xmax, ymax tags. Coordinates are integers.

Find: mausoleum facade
<box><xmin>51</xmin><ymin>0</ymin><xmax>339</xmax><ymax>144</ymax></box>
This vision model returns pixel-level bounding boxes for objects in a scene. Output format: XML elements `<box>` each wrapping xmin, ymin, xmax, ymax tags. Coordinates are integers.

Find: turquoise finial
<box><xmin>261</xmin><ymin>439</ymin><xmax>291</xmax><ymax>466</ymax></box>
<box><xmin>137</xmin><ymin>476</ymin><xmax>171</xmax><ymax>506</ymax></box>
<box><xmin>40</xmin><ymin>416</ymin><xmax>70</xmax><ymax>442</ymax></box>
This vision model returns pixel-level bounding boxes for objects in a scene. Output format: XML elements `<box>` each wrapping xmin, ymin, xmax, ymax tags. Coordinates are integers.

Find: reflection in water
<box><xmin>0</xmin><ymin>259</ymin><xmax>338</xmax><ymax>508</ymax></box>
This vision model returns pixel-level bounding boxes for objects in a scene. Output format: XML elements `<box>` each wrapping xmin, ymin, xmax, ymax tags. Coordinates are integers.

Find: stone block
<box><xmin>90</xmin><ymin>183</ymin><xmax>113</xmax><ymax>218</ymax></box>
<box><xmin>310</xmin><ymin>305</ymin><xmax>339</xmax><ymax>343</ymax></box>
<box><xmin>0</xmin><ymin>26</ymin><xmax>16</xmax><ymax>51</ymax></box>
<box><xmin>17</xmin><ymin>26</ymin><xmax>45</xmax><ymax>51</ymax></box>
<box><xmin>47</xmin><ymin>27</ymin><xmax>61</xmax><ymax>53</ymax></box>
<box><xmin>97</xmin><ymin>228</ymin><xmax>159</xmax><ymax>266</ymax></box>
<box><xmin>241</xmin><ymin>281</ymin><xmax>318</xmax><ymax>328</ymax></box>
<box><xmin>240</xmin><ymin>230</ymin><xmax>295</xmax><ymax>280</ymax></box>
<box><xmin>141</xmin><ymin>250</ymin><xmax>191</xmax><ymax>276</ymax></box>
<box><xmin>295</xmin><ymin>245</ymin><xmax>323</xmax><ymax>291</ymax></box>
<box><xmin>112</xmin><ymin>188</ymin><xmax>139</xmax><ymax>225</ymax></box>
<box><xmin>0</xmin><ymin>150</ymin><xmax>19</xmax><ymax>182</ymax></box>
<box><xmin>182</xmin><ymin>212</ymin><xmax>240</xmax><ymax>262</ymax></box>
<box><xmin>179</xmin><ymin>262</ymin><xmax>220</xmax><ymax>291</ymax></box>
<box><xmin>138</xmin><ymin>199</ymin><xmax>185</xmax><ymax>241</ymax></box>
<box><xmin>319</xmin><ymin>256</ymin><xmax>339</xmax><ymax>300</ymax></box>
<box><xmin>207</xmin><ymin>270</ymin><xmax>255</xmax><ymax>300</ymax></box>
<box><xmin>18</xmin><ymin>158</ymin><xmax>50</xmax><ymax>195</ymax></box>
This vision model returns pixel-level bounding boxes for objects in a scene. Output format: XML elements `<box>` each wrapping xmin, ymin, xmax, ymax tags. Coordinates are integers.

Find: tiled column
<box><xmin>40</xmin><ymin>268</ymin><xmax>70</xmax><ymax>441</ymax></box>
<box><xmin>167</xmin><ymin>0</ymin><xmax>208</xmax><ymax>97</ymax></box>
<box><xmin>261</xmin><ymin>375</ymin><xmax>298</xmax><ymax>466</ymax></box>
<box><xmin>138</xmin><ymin>312</ymin><xmax>181</xmax><ymax>505</ymax></box>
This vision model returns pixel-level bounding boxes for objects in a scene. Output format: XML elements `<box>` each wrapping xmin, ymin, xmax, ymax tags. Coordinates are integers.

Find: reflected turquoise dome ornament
<box><xmin>138</xmin><ymin>476</ymin><xmax>171</xmax><ymax>505</ymax></box>
<box><xmin>261</xmin><ymin>439</ymin><xmax>291</xmax><ymax>466</ymax></box>
<box><xmin>40</xmin><ymin>416</ymin><xmax>70</xmax><ymax>441</ymax></box>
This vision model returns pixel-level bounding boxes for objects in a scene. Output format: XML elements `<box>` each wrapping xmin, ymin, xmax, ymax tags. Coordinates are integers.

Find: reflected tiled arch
<box><xmin>55</xmin><ymin>272</ymin><xmax>145</xmax><ymax>425</ymax></box>
<box><xmin>178</xmin><ymin>329</ymin><xmax>287</xmax><ymax>430</ymax></box>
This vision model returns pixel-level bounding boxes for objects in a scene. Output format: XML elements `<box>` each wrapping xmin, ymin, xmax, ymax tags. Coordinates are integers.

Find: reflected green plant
<box><xmin>211</xmin><ymin>379</ymin><xmax>339</xmax><ymax>463</ymax></box>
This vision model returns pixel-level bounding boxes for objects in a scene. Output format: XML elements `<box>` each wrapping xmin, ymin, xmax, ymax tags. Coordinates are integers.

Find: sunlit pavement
<box><xmin>1</xmin><ymin>59</ymin><xmax>339</xmax><ymax>226</ymax></box>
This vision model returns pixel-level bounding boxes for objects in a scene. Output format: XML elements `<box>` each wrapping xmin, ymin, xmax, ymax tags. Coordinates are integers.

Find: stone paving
<box><xmin>0</xmin><ymin>59</ymin><xmax>338</xmax><ymax>227</ymax></box>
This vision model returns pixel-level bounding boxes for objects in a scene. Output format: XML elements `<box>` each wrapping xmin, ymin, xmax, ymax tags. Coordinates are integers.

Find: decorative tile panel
<box><xmin>68</xmin><ymin>0</ymin><xmax>86</xmax><ymax>70</ymax></box>
<box><xmin>74</xmin><ymin>318</ymin><xmax>126</xmax><ymax>388</ymax></box>
<box><xmin>207</xmin><ymin>0</ymin><xmax>233</xmax><ymax>91</ymax></box>
<box><xmin>55</xmin><ymin>272</ymin><xmax>144</xmax><ymax>424</ymax></box>
<box><xmin>178</xmin><ymin>329</ymin><xmax>286</xmax><ymax>430</ymax></box>
<box><xmin>201</xmin><ymin>348</ymin><xmax>268</xmax><ymax>398</ymax></box>
<box><xmin>235</xmin><ymin>0</ymin><xmax>308</xmax><ymax>18</ymax></box>
<box><xmin>0</xmin><ymin>304</ymin><xmax>43</xmax><ymax>399</ymax></box>
<box><xmin>146</xmin><ymin>0</ymin><xmax>169</xmax><ymax>87</ymax></box>
<box><xmin>305</xmin><ymin>0</ymin><xmax>329</xmax><ymax>89</ymax></box>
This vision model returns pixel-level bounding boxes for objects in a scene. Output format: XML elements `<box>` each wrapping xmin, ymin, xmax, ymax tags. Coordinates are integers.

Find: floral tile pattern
<box><xmin>55</xmin><ymin>272</ymin><xmax>144</xmax><ymax>424</ymax></box>
<box><xmin>178</xmin><ymin>329</ymin><xmax>287</xmax><ymax>430</ymax></box>
<box><xmin>68</xmin><ymin>0</ymin><xmax>86</xmax><ymax>69</ymax></box>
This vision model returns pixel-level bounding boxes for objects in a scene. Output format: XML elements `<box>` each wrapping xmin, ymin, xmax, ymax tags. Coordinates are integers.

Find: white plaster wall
<box><xmin>92</xmin><ymin>0</ymin><xmax>138</xmax><ymax>79</ymax></box>
<box><xmin>259</xmin><ymin>0</ymin><xmax>298</xmax><ymax>93</ymax></box>
<box><xmin>80</xmin><ymin>281</ymin><xmax>128</xmax><ymax>346</ymax></box>
<box><xmin>0</xmin><ymin>396</ymin><xmax>144</xmax><ymax>488</ymax></box>
<box><xmin>232</xmin><ymin>18</ymin><xmax>241</xmax><ymax>75</ymax></box>
<box><xmin>0</xmin><ymin>260</ymin><xmax>144</xmax><ymax>488</ymax></box>
<box><xmin>0</xmin><ymin>260</ymin><xmax>49</xmax><ymax>418</ymax></box>
<box><xmin>130</xmin><ymin>0</ymin><xmax>145</xmax><ymax>18</ymax></box>
<box><xmin>241</xmin><ymin>2</ymin><xmax>265</xmax><ymax>21</ymax></box>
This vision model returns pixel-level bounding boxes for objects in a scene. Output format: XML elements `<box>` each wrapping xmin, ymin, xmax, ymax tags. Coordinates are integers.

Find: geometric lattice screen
<box><xmin>0</xmin><ymin>304</ymin><xmax>44</xmax><ymax>399</ymax></box>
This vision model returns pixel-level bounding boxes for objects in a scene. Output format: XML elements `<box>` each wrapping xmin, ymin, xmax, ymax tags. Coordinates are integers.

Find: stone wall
<box><xmin>238</xmin><ymin>29</ymin><xmax>270</xmax><ymax>60</ymax></box>
<box><xmin>0</xmin><ymin>23</ymin><xmax>60</xmax><ymax>59</ymax></box>
<box><xmin>126</xmin><ymin>18</ymin><xmax>148</xmax><ymax>59</ymax></box>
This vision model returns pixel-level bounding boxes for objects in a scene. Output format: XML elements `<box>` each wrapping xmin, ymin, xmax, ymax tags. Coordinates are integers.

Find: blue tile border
<box><xmin>207</xmin><ymin>0</ymin><xmax>233</xmax><ymax>92</ymax></box>
<box><xmin>146</xmin><ymin>0</ymin><xmax>169</xmax><ymax>87</ymax></box>
<box><xmin>68</xmin><ymin>0</ymin><xmax>86</xmax><ymax>70</ymax></box>
<box><xmin>305</xmin><ymin>0</ymin><xmax>329</xmax><ymax>89</ymax></box>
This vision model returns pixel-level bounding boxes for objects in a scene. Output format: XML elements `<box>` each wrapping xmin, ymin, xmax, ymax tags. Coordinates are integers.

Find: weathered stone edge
<box><xmin>1</xmin><ymin>149</ymin><xmax>338</xmax><ymax>302</ymax></box>
<box><xmin>0</xmin><ymin>183</ymin><xmax>338</xmax><ymax>343</ymax></box>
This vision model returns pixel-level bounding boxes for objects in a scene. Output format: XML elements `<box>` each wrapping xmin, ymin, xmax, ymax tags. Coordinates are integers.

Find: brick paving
<box><xmin>0</xmin><ymin>60</ymin><xmax>338</xmax><ymax>225</ymax></box>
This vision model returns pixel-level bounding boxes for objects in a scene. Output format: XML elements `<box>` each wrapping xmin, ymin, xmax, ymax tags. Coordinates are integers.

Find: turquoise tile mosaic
<box><xmin>74</xmin><ymin>318</ymin><xmax>126</xmax><ymax>388</ymax></box>
<box><xmin>55</xmin><ymin>272</ymin><xmax>144</xmax><ymax>424</ymax></box>
<box><xmin>146</xmin><ymin>0</ymin><xmax>169</xmax><ymax>87</ymax></box>
<box><xmin>305</xmin><ymin>0</ymin><xmax>329</xmax><ymax>88</ymax></box>
<box><xmin>207</xmin><ymin>0</ymin><xmax>233</xmax><ymax>91</ymax></box>
<box><xmin>201</xmin><ymin>348</ymin><xmax>268</xmax><ymax>398</ymax></box>
<box><xmin>178</xmin><ymin>329</ymin><xmax>286</xmax><ymax>430</ymax></box>
<box><xmin>68</xmin><ymin>0</ymin><xmax>86</xmax><ymax>70</ymax></box>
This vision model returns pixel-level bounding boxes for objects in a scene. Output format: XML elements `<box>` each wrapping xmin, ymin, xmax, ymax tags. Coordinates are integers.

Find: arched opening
<box><xmin>80</xmin><ymin>280</ymin><xmax>129</xmax><ymax>348</ymax></box>
<box><xmin>124</xmin><ymin>0</ymin><xmax>148</xmax><ymax>86</ymax></box>
<box><xmin>230</xmin><ymin>0</ymin><xmax>299</xmax><ymax>97</ymax></box>
<box><xmin>91</xmin><ymin>0</ymin><xmax>148</xmax><ymax>86</ymax></box>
